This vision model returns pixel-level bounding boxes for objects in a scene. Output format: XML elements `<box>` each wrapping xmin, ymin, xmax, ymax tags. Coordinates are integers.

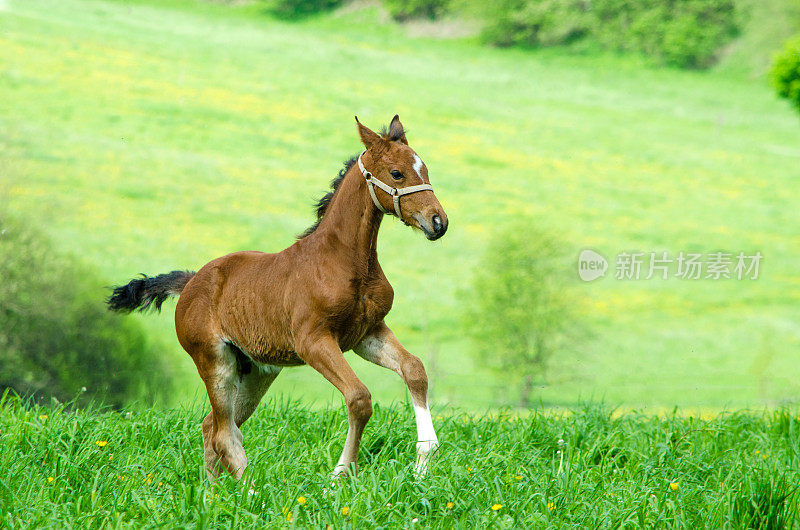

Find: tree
<box><xmin>770</xmin><ymin>35</ymin><xmax>800</xmax><ymax>117</ymax></box>
<box><xmin>465</xmin><ymin>220</ymin><xmax>580</xmax><ymax>408</ymax></box>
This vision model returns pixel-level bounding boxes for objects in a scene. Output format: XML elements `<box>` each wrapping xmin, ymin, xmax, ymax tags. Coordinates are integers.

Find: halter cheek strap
<box><xmin>357</xmin><ymin>150</ymin><xmax>434</xmax><ymax>224</ymax></box>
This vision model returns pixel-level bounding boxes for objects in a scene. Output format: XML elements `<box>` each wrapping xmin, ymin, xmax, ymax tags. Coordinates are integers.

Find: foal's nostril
<box><xmin>432</xmin><ymin>215</ymin><xmax>442</xmax><ymax>234</ymax></box>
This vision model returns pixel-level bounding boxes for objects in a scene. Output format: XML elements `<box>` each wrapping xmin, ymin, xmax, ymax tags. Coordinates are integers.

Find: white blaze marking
<box><xmin>412</xmin><ymin>154</ymin><xmax>424</xmax><ymax>183</ymax></box>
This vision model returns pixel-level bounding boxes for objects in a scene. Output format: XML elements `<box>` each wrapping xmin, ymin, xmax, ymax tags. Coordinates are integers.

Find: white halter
<box><xmin>357</xmin><ymin>150</ymin><xmax>434</xmax><ymax>224</ymax></box>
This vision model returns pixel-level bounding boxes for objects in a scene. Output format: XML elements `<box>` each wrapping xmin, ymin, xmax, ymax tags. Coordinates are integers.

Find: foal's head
<box><xmin>356</xmin><ymin>115</ymin><xmax>448</xmax><ymax>240</ymax></box>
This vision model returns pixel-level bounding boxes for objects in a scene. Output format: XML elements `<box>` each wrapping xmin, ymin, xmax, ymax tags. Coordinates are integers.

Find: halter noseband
<box><xmin>357</xmin><ymin>150</ymin><xmax>434</xmax><ymax>224</ymax></box>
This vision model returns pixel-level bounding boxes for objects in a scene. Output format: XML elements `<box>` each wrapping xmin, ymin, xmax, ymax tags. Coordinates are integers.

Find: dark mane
<box><xmin>298</xmin><ymin>155</ymin><xmax>358</xmax><ymax>239</ymax></box>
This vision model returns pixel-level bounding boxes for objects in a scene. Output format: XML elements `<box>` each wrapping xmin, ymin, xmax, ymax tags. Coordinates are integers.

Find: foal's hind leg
<box><xmin>189</xmin><ymin>340</ymin><xmax>249</xmax><ymax>481</ymax></box>
<box><xmin>233</xmin><ymin>363</ymin><xmax>282</xmax><ymax>428</ymax></box>
<box><xmin>201</xmin><ymin>351</ymin><xmax>281</xmax><ymax>482</ymax></box>
<box><xmin>355</xmin><ymin>322</ymin><xmax>439</xmax><ymax>477</ymax></box>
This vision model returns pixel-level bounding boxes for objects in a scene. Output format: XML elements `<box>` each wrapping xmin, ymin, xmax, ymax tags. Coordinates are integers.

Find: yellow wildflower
<box><xmin>669</xmin><ymin>482</ymin><xmax>679</xmax><ymax>491</ymax></box>
<box><xmin>39</xmin><ymin>415</ymin><xmax>48</xmax><ymax>420</ymax></box>
<box><xmin>297</xmin><ymin>496</ymin><xmax>306</xmax><ymax>505</ymax></box>
<box><xmin>47</xmin><ymin>477</ymin><xmax>54</xmax><ymax>483</ymax></box>
<box><xmin>491</xmin><ymin>504</ymin><xmax>503</xmax><ymax>511</ymax></box>
<box><xmin>446</xmin><ymin>502</ymin><xmax>455</xmax><ymax>509</ymax></box>
<box><xmin>547</xmin><ymin>502</ymin><xmax>555</xmax><ymax>510</ymax></box>
<box><xmin>286</xmin><ymin>512</ymin><xmax>293</xmax><ymax>522</ymax></box>
<box><xmin>513</xmin><ymin>474</ymin><xmax>523</xmax><ymax>480</ymax></box>
<box><xmin>95</xmin><ymin>440</ymin><xmax>107</xmax><ymax>447</ymax></box>
<box><xmin>342</xmin><ymin>506</ymin><xmax>350</xmax><ymax>516</ymax></box>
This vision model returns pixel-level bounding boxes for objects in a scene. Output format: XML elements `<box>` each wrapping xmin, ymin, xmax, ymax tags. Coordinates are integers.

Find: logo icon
<box><xmin>578</xmin><ymin>249</ymin><xmax>608</xmax><ymax>282</ymax></box>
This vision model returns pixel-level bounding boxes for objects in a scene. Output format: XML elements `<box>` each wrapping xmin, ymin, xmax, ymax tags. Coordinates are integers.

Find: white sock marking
<box><xmin>413</xmin><ymin>403</ymin><xmax>438</xmax><ymax>476</ymax></box>
<box><xmin>413</xmin><ymin>404</ymin><xmax>438</xmax><ymax>444</ymax></box>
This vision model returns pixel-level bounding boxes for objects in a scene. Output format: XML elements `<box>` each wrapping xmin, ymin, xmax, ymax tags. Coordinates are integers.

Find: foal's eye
<box><xmin>390</xmin><ymin>170</ymin><xmax>404</xmax><ymax>181</ymax></box>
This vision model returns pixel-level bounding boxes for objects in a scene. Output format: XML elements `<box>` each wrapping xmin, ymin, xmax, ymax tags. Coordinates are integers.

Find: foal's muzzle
<box><xmin>424</xmin><ymin>214</ymin><xmax>448</xmax><ymax>241</ymax></box>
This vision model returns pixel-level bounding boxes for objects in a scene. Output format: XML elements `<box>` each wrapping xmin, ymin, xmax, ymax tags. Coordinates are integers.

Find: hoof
<box><xmin>413</xmin><ymin>440</ymin><xmax>439</xmax><ymax>478</ymax></box>
<box><xmin>331</xmin><ymin>462</ymin><xmax>356</xmax><ymax>481</ymax></box>
<box><xmin>211</xmin><ymin>437</ymin><xmax>248</xmax><ymax>481</ymax></box>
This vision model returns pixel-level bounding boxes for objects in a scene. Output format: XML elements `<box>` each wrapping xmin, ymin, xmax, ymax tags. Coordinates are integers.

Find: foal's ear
<box><xmin>355</xmin><ymin>116</ymin><xmax>383</xmax><ymax>150</ymax></box>
<box><xmin>388</xmin><ymin>114</ymin><xmax>408</xmax><ymax>145</ymax></box>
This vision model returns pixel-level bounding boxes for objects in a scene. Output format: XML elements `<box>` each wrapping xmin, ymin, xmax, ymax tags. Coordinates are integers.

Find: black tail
<box><xmin>107</xmin><ymin>270</ymin><xmax>196</xmax><ymax>314</ymax></box>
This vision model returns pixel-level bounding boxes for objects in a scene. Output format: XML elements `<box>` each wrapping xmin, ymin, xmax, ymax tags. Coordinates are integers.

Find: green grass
<box><xmin>2</xmin><ymin>394</ymin><xmax>799</xmax><ymax>527</ymax></box>
<box><xmin>2</xmin><ymin>0</ymin><xmax>800</xmax><ymax>409</ymax></box>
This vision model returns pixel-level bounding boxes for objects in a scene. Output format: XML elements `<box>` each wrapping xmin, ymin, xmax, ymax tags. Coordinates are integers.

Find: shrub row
<box><xmin>263</xmin><ymin>0</ymin><xmax>344</xmax><ymax>19</ymax></box>
<box><xmin>387</xmin><ymin>0</ymin><xmax>740</xmax><ymax>68</ymax></box>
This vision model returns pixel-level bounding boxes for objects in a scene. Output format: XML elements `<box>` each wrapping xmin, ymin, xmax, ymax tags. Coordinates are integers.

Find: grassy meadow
<box><xmin>2</xmin><ymin>395</ymin><xmax>800</xmax><ymax>527</ymax></box>
<box><xmin>2</xmin><ymin>0</ymin><xmax>800</xmax><ymax>412</ymax></box>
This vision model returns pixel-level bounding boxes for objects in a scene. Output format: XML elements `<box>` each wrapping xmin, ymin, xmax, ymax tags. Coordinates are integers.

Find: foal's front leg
<box><xmin>354</xmin><ymin>322</ymin><xmax>439</xmax><ymax>477</ymax></box>
<box><xmin>296</xmin><ymin>332</ymin><xmax>373</xmax><ymax>478</ymax></box>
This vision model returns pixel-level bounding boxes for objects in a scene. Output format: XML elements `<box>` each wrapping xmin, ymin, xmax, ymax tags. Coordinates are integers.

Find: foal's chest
<box><xmin>334</xmin><ymin>279</ymin><xmax>393</xmax><ymax>350</ymax></box>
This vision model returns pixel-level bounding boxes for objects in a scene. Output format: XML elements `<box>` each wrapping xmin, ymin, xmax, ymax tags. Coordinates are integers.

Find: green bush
<box><xmin>480</xmin><ymin>0</ymin><xmax>738</xmax><ymax>68</ymax></box>
<box><xmin>770</xmin><ymin>35</ymin><xmax>800</xmax><ymax>115</ymax></box>
<box><xmin>265</xmin><ymin>0</ymin><xmax>343</xmax><ymax>18</ymax></box>
<box><xmin>481</xmin><ymin>0</ymin><xmax>590</xmax><ymax>48</ymax></box>
<box><xmin>0</xmin><ymin>214</ymin><xmax>172</xmax><ymax>407</ymax></box>
<box><xmin>384</xmin><ymin>0</ymin><xmax>450</xmax><ymax>21</ymax></box>
<box><xmin>464</xmin><ymin>220</ymin><xmax>582</xmax><ymax>407</ymax></box>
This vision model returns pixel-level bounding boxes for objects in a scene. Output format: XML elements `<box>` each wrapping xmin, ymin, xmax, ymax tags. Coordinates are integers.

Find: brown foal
<box><xmin>108</xmin><ymin>116</ymin><xmax>448</xmax><ymax>481</ymax></box>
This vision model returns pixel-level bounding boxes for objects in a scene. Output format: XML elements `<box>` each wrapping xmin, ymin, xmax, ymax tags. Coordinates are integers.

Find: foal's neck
<box><xmin>314</xmin><ymin>162</ymin><xmax>384</xmax><ymax>272</ymax></box>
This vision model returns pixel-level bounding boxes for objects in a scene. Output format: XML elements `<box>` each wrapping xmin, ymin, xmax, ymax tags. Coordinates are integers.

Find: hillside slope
<box><xmin>1</xmin><ymin>0</ymin><xmax>799</xmax><ymax>408</ymax></box>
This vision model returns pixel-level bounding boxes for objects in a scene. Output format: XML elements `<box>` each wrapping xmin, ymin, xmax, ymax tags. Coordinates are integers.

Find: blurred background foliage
<box><xmin>266</xmin><ymin>0</ymin><xmax>791</xmax><ymax>70</ymax></box>
<box><xmin>1</xmin><ymin>0</ymin><xmax>800</xmax><ymax>409</ymax></box>
<box><xmin>463</xmin><ymin>220</ymin><xmax>584</xmax><ymax>408</ymax></box>
<box><xmin>473</xmin><ymin>0</ymin><xmax>737</xmax><ymax>68</ymax></box>
<box><xmin>0</xmin><ymin>212</ymin><xmax>174</xmax><ymax>407</ymax></box>
<box><xmin>266</xmin><ymin>0</ymin><xmax>343</xmax><ymax>18</ymax></box>
<box><xmin>770</xmin><ymin>35</ymin><xmax>800</xmax><ymax>116</ymax></box>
